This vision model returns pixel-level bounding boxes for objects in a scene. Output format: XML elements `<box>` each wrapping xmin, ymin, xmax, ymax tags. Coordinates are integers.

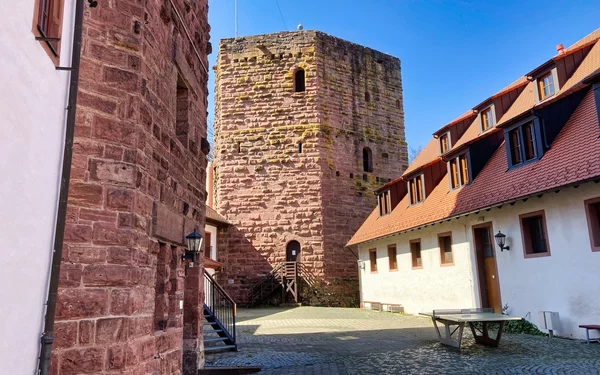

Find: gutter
<box><xmin>38</xmin><ymin>1</ymin><xmax>86</xmax><ymax>373</ymax></box>
<box><xmin>349</xmin><ymin>177</ymin><xmax>600</xmax><ymax>247</ymax></box>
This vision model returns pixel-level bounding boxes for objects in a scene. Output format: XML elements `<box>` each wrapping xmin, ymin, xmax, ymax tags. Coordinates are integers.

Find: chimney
<box><xmin>556</xmin><ymin>43</ymin><xmax>565</xmax><ymax>55</ymax></box>
<box><xmin>206</xmin><ymin>161</ymin><xmax>214</xmax><ymax>209</ymax></box>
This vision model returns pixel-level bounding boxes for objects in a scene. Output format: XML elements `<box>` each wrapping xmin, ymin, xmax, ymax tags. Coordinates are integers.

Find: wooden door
<box><xmin>473</xmin><ymin>224</ymin><xmax>502</xmax><ymax>313</ymax></box>
<box><xmin>204</xmin><ymin>232</ymin><xmax>212</xmax><ymax>259</ymax></box>
<box><xmin>286</xmin><ymin>240</ymin><xmax>300</xmax><ymax>262</ymax></box>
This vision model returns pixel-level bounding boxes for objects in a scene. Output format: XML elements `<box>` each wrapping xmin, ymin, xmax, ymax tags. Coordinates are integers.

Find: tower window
<box><xmin>365</xmin><ymin>92</ymin><xmax>371</xmax><ymax>102</ymax></box>
<box><xmin>363</xmin><ymin>147</ymin><xmax>373</xmax><ymax>173</ymax></box>
<box><xmin>298</xmin><ymin>142</ymin><xmax>303</xmax><ymax>153</ymax></box>
<box><xmin>294</xmin><ymin>69</ymin><xmax>305</xmax><ymax>92</ymax></box>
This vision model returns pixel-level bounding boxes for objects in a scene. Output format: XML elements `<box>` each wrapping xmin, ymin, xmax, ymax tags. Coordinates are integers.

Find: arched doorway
<box><xmin>286</xmin><ymin>240</ymin><xmax>301</xmax><ymax>262</ymax></box>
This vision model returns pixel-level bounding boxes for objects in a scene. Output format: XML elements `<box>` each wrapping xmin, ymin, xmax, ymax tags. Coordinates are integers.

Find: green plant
<box><xmin>475</xmin><ymin>304</ymin><xmax>547</xmax><ymax>336</ymax></box>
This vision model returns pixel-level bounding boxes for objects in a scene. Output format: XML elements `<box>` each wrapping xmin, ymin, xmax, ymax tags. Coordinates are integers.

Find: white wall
<box><xmin>358</xmin><ymin>182</ymin><xmax>600</xmax><ymax>339</ymax></box>
<box><xmin>0</xmin><ymin>1</ymin><xmax>75</xmax><ymax>374</ymax></box>
<box><xmin>359</xmin><ymin>221</ymin><xmax>478</xmax><ymax>315</ymax></box>
<box><xmin>484</xmin><ymin>183</ymin><xmax>600</xmax><ymax>339</ymax></box>
<box><xmin>205</xmin><ymin>224</ymin><xmax>218</xmax><ymax>260</ymax></box>
<box><xmin>205</xmin><ymin>224</ymin><xmax>218</xmax><ymax>275</ymax></box>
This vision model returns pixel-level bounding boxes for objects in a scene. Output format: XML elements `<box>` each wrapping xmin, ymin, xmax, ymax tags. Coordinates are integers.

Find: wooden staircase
<box><xmin>203</xmin><ymin>270</ymin><xmax>237</xmax><ymax>352</ymax></box>
<box><xmin>247</xmin><ymin>262</ymin><xmax>316</xmax><ymax>307</ymax></box>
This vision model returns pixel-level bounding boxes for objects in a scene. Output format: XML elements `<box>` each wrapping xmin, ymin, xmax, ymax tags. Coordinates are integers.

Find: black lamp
<box><xmin>494</xmin><ymin>231</ymin><xmax>510</xmax><ymax>252</ymax></box>
<box><xmin>182</xmin><ymin>228</ymin><xmax>204</xmax><ymax>262</ymax></box>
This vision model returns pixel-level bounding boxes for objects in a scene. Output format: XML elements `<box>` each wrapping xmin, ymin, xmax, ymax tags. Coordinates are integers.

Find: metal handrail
<box><xmin>204</xmin><ymin>269</ymin><xmax>236</xmax><ymax>346</ymax></box>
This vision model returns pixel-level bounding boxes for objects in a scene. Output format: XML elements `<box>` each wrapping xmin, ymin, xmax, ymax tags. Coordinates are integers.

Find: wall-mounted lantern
<box><xmin>357</xmin><ymin>259</ymin><xmax>365</xmax><ymax>270</ymax></box>
<box><xmin>182</xmin><ymin>228</ymin><xmax>204</xmax><ymax>263</ymax></box>
<box><xmin>494</xmin><ymin>231</ymin><xmax>510</xmax><ymax>252</ymax></box>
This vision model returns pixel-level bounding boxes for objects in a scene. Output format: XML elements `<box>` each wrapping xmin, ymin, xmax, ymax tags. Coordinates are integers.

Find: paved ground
<box><xmin>205</xmin><ymin>307</ymin><xmax>600</xmax><ymax>374</ymax></box>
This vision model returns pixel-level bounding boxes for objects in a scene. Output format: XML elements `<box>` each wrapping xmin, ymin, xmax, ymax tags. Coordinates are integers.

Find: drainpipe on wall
<box><xmin>38</xmin><ymin>0</ymin><xmax>86</xmax><ymax>374</ymax></box>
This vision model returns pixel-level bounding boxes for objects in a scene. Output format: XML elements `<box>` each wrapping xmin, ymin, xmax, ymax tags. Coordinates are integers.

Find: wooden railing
<box><xmin>204</xmin><ymin>269</ymin><xmax>236</xmax><ymax>347</ymax></box>
<box><xmin>247</xmin><ymin>262</ymin><xmax>317</xmax><ymax>307</ymax></box>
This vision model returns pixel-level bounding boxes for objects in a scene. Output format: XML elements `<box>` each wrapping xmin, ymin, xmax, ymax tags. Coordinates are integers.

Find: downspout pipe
<box><xmin>38</xmin><ymin>0</ymin><xmax>86</xmax><ymax>373</ymax></box>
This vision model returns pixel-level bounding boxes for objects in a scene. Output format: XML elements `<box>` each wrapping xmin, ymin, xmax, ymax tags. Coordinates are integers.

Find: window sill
<box><xmin>389</xmin><ymin>269</ymin><xmax>398</xmax><ymax>272</ymax></box>
<box><xmin>523</xmin><ymin>252</ymin><xmax>551</xmax><ymax>259</ymax></box>
<box><xmin>411</xmin><ymin>266</ymin><xmax>423</xmax><ymax>270</ymax></box>
<box><xmin>440</xmin><ymin>262</ymin><xmax>455</xmax><ymax>267</ymax></box>
<box><xmin>479</xmin><ymin>125</ymin><xmax>496</xmax><ymax>135</ymax></box>
<box><xmin>370</xmin><ymin>271</ymin><xmax>378</xmax><ymax>274</ymax></box>
<box><xmin>32</xmin><ymin>28</ymin><xmax>61</xmax><ymax>67</ymax></box>
<box><xmin>508</xmin><ymin>157</ymin><xmax>540</xmax><ymax>171</ymax></box>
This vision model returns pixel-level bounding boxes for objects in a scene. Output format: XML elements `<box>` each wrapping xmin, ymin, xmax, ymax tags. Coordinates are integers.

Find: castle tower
<box><xmin>213</xmin><ymin>30</ymin><xmax>407</xmax><ymax>306</ymax></box>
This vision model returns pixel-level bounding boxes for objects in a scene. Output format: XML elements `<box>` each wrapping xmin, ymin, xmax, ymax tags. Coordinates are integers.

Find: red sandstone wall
<box><xmin>213</xmin><ymin>31</ymin><xmax>406</xmax><ymax>306</ymax></box>
<box><xmin>315</xmin><ymin>33</ymin><xmax>407</xmax><ymax>305</ymax></box>
<box><xmin>51</xmin><ymin>1</ymin><xmax>210</xmax><ymax>374</ymax></box>
<box><xmin>213</xmin><ymin>32</ymin><xmax>325</xmax><ymax>305</ymax></box>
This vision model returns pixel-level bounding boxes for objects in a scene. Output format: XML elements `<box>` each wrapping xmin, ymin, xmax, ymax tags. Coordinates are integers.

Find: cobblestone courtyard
<box><xmin>205</xmin><ymin>307</ymin><xmax>600</xmax><ymax>374</ymax></box>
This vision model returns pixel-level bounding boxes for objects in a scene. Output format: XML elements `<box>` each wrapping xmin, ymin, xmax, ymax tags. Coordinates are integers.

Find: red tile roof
<box><xmin>404</xmin><ymin>29</ymin><xmax>600</xmax><ymax>173</ymax></box>
<box><xmin>348</xmin><ymin>73</ymin><xmax>600</xmax><ymax>246</ymax></box>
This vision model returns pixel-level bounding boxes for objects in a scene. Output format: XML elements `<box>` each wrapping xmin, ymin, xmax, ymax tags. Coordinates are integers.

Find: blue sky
<box><xmin>207</xmin><ymin>0</ymin><xmax>600</xmax><ymax>149</ymax></box>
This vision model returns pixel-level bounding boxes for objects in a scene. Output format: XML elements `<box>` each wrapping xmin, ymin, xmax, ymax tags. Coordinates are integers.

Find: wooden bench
<box><xmin>579</xmin><ymin>325</ymin><xmax>600</xmax><ymax>344</ymax></box>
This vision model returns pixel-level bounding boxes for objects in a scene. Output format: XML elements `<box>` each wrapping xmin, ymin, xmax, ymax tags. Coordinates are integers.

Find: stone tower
<box><xmin>213</xmin><ymin>30</ymin><xmax>407</xmax><ymax>306</ymax></box>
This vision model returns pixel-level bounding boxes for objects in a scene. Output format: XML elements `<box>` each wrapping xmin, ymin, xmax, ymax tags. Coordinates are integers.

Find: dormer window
<box><xmin>537</xmin><ymin>71</ymin><xmax>555</xmax><ymax>101</ymax></box>
<box><xmin>378</xmin><ymin>190</ymin><xmax>391</xmax><ymax>217</ymax></box>
<box><xmin>408</xmin><ymin>175</ymin><xmax>425</xmax><ymax>205</ymax></box>
<box><xmin>505</xmin><ymin>118</ymin><xmax>543</xmax><ymax>168</ymax></box>
<box><xmin>439</xmin><ymin>132</ymin><xmax>451</xmax><ymax>154</ymax></box>
<box><xmin>448</xmin><ymin>153</ymin><xmax>470</xmax><ymax>190</ymax></box>
<box><xmin>480</xmin><ymin>106</ymin><xmax>495</xmax><ymax>132</ymax></box>
<box><xmin>533</xmin><ymin>68</ymin><xmax>559</xmax><ymax>104</ymax></box>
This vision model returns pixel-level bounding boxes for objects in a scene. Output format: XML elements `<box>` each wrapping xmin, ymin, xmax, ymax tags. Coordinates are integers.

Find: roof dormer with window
<box><xmin>504</xmin><ymin>117</ymin><xmax>543</xmax><ymax>169</ymax></box>
<box><xmin>479</xmin><ymin>104</ymin><xmax>497</xmax><ymax>133</ymax></box>
<box><xmin>534</xmin><ymin>68</ymin><xmax>559</xmax><ymax>104</ymax></box>
<box><xmin>407</xmin><ymin>174</ymin><xmax>425</xmax><ymax>206</ymax></box>
<box><xmin>447</xmin><ymin>151</ymin><xmax>471</xmax><ymax>190</ymax></box>
<box><xmin>439</xmin><ymin>131</ymin><xmax>451</xmax><ymax>155</ymax></box>
<box><xmin>378</xmin><ymin>189</ymin><xmax>392</xmax><ymax>217</ymax></box>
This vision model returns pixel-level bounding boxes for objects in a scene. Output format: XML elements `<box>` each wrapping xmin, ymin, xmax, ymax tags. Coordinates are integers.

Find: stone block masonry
<box><xmin>213</xmin><ymin>31</ymin><xmax>407</xmax><ymax>306</ymax></box>
<box><xmin>52</xmin><ymin>1</ymin><xmax>210</xmax><ymax>374</ymax></box>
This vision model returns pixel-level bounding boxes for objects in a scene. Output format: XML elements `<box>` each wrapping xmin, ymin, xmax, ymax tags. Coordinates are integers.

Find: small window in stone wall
<box><xmin>365</xmin><ymin>91</ymin><xmax>371</xmax><ymax>102</ymax></box>
<box><xmin>154</xmin><ymin>243</ymin><xmax>179</xmax><ymax>331</ymax></box>
<box><xmin>363</xmin><ymin>147</ymin><xmax>373</xmax><ymax>173</ymax></box>
<box><xmin>176</xmin><ymin>74</ymin><xmax>190</xmax><ymax>145</ymax></box>
<box><xmin>298</xmin><ymin>142</ymin><xmax>303</xmax><ymax>153</ymax></box>
<box><xmin>294</xmin><ymin>69</ymin><xmax>305</xmax><ymax>92</ymax></box>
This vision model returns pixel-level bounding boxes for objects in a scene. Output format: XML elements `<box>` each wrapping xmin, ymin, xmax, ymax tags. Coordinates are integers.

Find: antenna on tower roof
<box><xmin>235</xmin><ymin>0</ymin><xmax>239</xmax><ymax>37</ymax></box>
<box><xmin>297</xmin><ymin>23</ymin><xmax>303</xmax><ymax>31</ymax></box>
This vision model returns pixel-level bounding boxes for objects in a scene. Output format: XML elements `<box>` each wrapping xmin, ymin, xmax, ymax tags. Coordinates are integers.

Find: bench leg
<box><xmin>586</xmin><ymin>328</ymin><xmax>590</xmax><ymax>345</ymax></box>
<box><xmin>431</xmin><ymin>317</ymin><xmax>465</xmax><ymax>349</ymax></box>
<box><xmin>469</xmin><ymin>321</ymin><xmax>505</xmax><ymax>347</ymax></box>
